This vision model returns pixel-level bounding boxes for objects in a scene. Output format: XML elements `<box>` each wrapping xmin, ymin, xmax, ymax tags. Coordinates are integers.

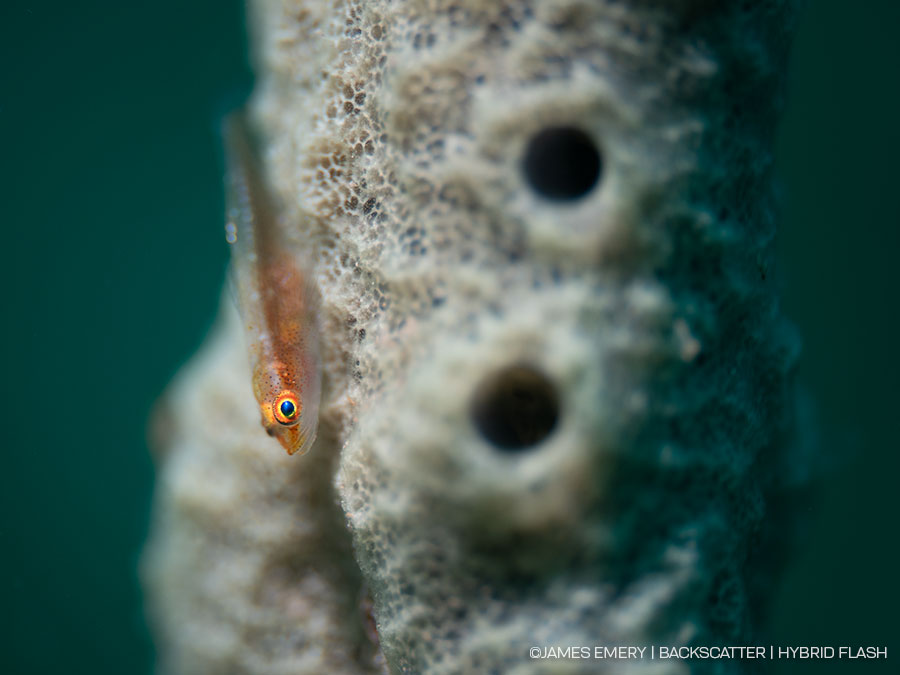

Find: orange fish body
<box><xmin>223</xmin><ymin>112</ymin><xmax>321</xmax><ymax>455</ymax></box>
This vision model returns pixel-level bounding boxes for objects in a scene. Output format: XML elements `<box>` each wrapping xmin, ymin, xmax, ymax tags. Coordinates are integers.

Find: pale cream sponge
<box><xmin>143</xmin><ymin>1</ymin><xmax>805</xmax><ymax>673</ymax></box>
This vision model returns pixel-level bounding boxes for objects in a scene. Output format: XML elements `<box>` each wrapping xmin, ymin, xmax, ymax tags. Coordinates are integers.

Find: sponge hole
<box><xmin>470</xmin><ymin>364</ymin><xmax>560</xmax><ymax>451</ymax></box>
<box><xmin>522</xmin><ymin>126</ymin><xmax>602</xmax><ymax>201</ymax></box>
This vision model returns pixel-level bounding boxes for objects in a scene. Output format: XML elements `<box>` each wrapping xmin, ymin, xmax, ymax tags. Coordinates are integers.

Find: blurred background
<box><xmin>0</xmin><ymin>1</ymin><xmax>896</xmax><ymax>673</ymax></box>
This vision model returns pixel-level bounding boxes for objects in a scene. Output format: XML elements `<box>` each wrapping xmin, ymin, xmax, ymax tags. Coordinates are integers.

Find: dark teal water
<box><xmin>1</xmin><ymin>2</ymin><xmax>897</xmax><ymax>673</ymax></box>
<box><xmin>770</xmin><ymin>2</ymin><xmax>900</xmax><ymax>672</ymax></box>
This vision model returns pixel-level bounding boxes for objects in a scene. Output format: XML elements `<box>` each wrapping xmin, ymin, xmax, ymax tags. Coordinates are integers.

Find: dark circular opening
<box><xmin>280</xmin><ymin>400</ymin><xmax>295</xmax><ymax>417</ymax></box>
<box><xmin>470</xmin><ymin>364</ymin><xmax>560</xmax><ymax>451</ymax></box>
<box><xmin>522</xmin><ymin>125</ymin><xmax>602</xmax><ymax>201</ymax></box>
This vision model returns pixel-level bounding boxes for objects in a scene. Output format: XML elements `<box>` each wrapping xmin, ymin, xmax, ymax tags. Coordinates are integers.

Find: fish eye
<box><xmin>273</xmin><ymin>391</ymin><xmax>301</xmax><ymax>425</ymax></box>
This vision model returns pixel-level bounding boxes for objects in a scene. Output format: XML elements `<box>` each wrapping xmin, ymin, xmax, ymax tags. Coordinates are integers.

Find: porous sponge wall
<box><xmin>144</xmin><ymin>1</ymin><xmax>803</xmax><ymax>673</ymax></box>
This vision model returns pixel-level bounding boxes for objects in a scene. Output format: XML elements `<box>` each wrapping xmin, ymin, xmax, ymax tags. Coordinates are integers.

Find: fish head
<box><xmin>258</xmin><ymin>389</ymin><xmax>317</xmax><ymax>455</ymax></box>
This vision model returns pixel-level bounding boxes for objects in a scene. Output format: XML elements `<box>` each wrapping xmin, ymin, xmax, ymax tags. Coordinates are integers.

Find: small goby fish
<box><xmin>223</xmin><ymin>112</ymin><xmax>321</xmax><ymax>456</ymax></box>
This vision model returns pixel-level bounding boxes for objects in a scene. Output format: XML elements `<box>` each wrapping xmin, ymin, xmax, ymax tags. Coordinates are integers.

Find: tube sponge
<box><xmin>144</xmin><ymin>1</ymin><xmax>804</xmax><ymax>672</ymax></box>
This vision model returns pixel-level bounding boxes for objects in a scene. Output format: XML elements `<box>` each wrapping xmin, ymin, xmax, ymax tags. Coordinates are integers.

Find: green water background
<box><xmin>1</xmin><ymin>1</ymin><xmax>897</xmax><ymax>672</ymax></box>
